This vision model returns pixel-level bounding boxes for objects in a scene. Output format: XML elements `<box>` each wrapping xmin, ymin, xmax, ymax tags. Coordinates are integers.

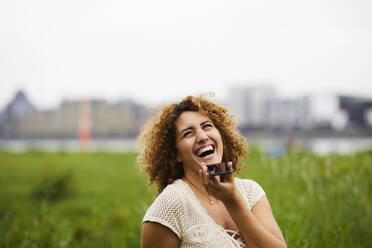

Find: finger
<box><xmin>225</xmin><ymin>162</ymin><xmax>234</xmax><ymax>182</ymax></box>
<box><xmin>215</xmin><ymin>174</ymin><xmax>221</xmax><ymax>183</ymax></box>
<box><xmin>199</xmin><ymin>162</ymin><xmax>208</xmax><ymax>185</ymax></box>
<box><xmin>213</xmin><ymin>162</ymin><xmax>226</xmax><ymax>183</ymax></box>
<box><xmin>220</xmin><ymin>162</ymin><xmax>226</xmax><ymax>172</ymax></box>
<box><xmin>208</xmin><ymin>166</ymin><xmax>220</xmax><ymax>185</ymax></box>
<box><xmin>221</xmin><ymin>162</ymin><xmax>231</xmax><ymax>183</ymax></box>
<box><xmin>199</xmin><ymin>169</ymin><xmax>204</xmax><ymax>184</ymax></box>
<box><xmin>199</xmin><ymin>162</ymin><xmax>206</xmax><ymax>171</ymax></box>
<box><xmin>202</xmin><ymin>165</ymin><xmax>210</xmax><ymax>187</ymax></box>
<box><xmin>219</xmin><ymin>162</ymin><xmax>226</xmax><ymax>182</ymax></box>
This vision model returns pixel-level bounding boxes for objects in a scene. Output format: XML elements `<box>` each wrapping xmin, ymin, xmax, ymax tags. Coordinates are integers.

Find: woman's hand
<box><xmin>199</xmin><ymin>162</ymin><xmax>239</xmax><ymax>204</ymax></box>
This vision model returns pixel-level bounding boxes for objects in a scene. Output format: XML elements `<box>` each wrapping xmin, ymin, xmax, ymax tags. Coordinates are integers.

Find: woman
<box><xmin>139</xmin><ymin>96</ymin><xmax>286</xmax><ymax>248</ymax></box>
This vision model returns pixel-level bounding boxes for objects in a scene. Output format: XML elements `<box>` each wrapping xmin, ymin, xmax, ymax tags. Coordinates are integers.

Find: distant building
<box><xmin>228</xmin><ymin>85</ymin><xmax>277</xmax><ymax>128</ymax></box>
<box><xmin>264</xmin><ymin>97</ymin><xmax>312</xmax><ymax>129</ymax></box>
<box><xmin>2</xmin><ymin>88</ymin><xmax>370</xmax><ymax>139</ymax></box>
<box><xmin>308</xmin><ymin>95</ymin><xmax>348</xmax><ymax>130</ymax></box>
<box><xmin>339</xmin><ymin>96</ymin><xmax>372</xmax><ymax>128</ymax></box>
<box><xmin>1</xmin><ymin>90</ymin><xmax>150</xmax><ymax>139</ymax></box>
<box><xmin>262</xmin><ymin>95</ymin><xmax>347</xmax><ymax>130</ymax></box>
<box><xmin>89</xmin><ymin>99</ymin><xmax>138</xmax><ymax>138</ymax></box>
<box><xmin>2</xmin><ymin>90</ymin><xmax>36</xmax><ymax>138</ymax></box>
<box><xmin>227</xmin><ymin>86</ymin><xmax>350</xmax><ymax>130</ymax></box>
<box><xmin>19</xmin><ymin>100</ymin><xmax>80</xmax><ymax>138</ymax></box>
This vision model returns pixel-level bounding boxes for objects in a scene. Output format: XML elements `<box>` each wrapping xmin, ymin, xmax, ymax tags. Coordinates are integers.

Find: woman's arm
<box><xmin>251</xmin><ymin>196</ymin><xmax>286</xmax><ymax>244</ymax></box>
<box><xmin>223</xmin><ymin>193</ymin><xmax>286</xmax><ymax>248</ymax></box>
<box><xmin>200</xmin><ymin>162</ymin><xmax>287</xmax><ymax>248</ymax></box>
<box><xmin>141</xmin><ymin>221</ymin><xmax>180</xmax><ymax>248</ymax></box>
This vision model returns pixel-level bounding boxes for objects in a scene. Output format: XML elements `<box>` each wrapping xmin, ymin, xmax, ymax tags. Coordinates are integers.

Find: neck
<box><xmin>183</xmin><ymin>168</ymin><xmax>205</xmax><ymax>190</ymax></box>
<box><xmin>183</xmin><ymin>169</ymin><xmax>213</xmax><ymax>200</ymax></box>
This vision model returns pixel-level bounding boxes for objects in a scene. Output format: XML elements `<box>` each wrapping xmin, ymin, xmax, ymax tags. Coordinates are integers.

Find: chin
<box><xmin>196</xmin><ymin>157</ymin><xmax>222</xmax><ymax>166</ymax></box>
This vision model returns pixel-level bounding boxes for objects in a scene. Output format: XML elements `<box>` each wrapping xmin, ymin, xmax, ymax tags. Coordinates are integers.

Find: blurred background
<box><xmin>1</xmin><ymin>86</ymin><xmax>372</xmax><ymax>154</ymax></box>
<box><xmin>1</xmin><ymin>0</ymin><xmax>372</xmax><ymax>154</ymax></box>
<box><xmin>1</xmin><ymin>1</ymin><xmax>372</xmax><ymax>247</ymax></box>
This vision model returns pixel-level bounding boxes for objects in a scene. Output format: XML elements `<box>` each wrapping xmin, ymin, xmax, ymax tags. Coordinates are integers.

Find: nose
<box><xmin>196</xmin><ymin>130</ymin><xmax>209</xmax><ymax>144</ymax></box>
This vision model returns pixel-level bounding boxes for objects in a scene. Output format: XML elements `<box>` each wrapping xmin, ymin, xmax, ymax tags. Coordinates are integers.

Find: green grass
<box><xmin>0</xmin><ymin>148</ymin><xmax>371</xmax><ymax>247</ymax></box>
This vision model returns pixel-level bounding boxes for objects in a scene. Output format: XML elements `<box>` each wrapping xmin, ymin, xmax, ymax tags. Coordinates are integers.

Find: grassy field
<box><xmin>0</xmin><ymin>148</ymin><xmax>371</xmax><ymax>247</ymax></box>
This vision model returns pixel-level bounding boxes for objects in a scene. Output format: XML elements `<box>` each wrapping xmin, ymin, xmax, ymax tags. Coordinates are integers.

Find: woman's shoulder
<box><xmin>156</xmin><ymin>179</ymin><xmax>186</xmax><ymax>201</ymax></box>
<box><xmin>235</xmin><ymin>177</ymin><xmax>263</xmax><ymax>187</ymax></box>
<box><xmin>142</xmin><ymin>179</ymin><xmax>187</xmax><ymax>238</ymax></box>
<box><xmin>144</xmin><ymin>179</ymin><xmax>187</xmax><ymax>215</ymax></box>
<box><xmin>234</xmin><ymin>177</ymin><xmax>266</xmax><ymax>209</ymax></box>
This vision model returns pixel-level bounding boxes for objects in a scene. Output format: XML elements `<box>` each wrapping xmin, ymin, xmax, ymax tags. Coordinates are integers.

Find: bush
<box><xmin>31</xmin><ymin>170</ymin><xmax>77</xmax><ymax>202</ymax></box>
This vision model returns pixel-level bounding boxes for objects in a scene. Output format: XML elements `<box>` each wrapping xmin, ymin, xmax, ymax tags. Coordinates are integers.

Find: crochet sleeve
<box><xmin>142</xmin><ymin>189</ymin><xmax>185</xmax><ymax>239</ymax></box>
<box><xmin>238</xmin><ymin>179</ymin><xmax>266</xmax><ymax>210</ymax></box>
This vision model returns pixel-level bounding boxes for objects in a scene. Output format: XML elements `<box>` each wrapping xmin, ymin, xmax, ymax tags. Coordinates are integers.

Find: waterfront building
<box><xmin>1</xmin><ymin>90</ymin><xmax>149</xmax><ymax>139</ymax></box>
<box><xmin>339</xmin><ymin>96</ymin><xmax>372</xmax><ymax>128</ymax></box>
<box><xmin>2</xmin><ymin>90</ymin><xmax>36</xmax><ymax>138</ymax></box>
<box><xmin>227</xmin><ymin>85</ymin><xmax>277</xmax><ymax>128</ymax></box>
<box><xmin>227</xmin><ymin>86</ymin><xmax>348</xmax><ymax>130</ymax></box>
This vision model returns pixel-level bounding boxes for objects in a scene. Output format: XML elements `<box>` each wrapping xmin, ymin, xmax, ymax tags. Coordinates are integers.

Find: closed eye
<box><xmin>202</xmin><ymin>123</ymin><xmax>213</xmax><ymax>130</ymax></box>
<box><xmin>182</xmin><ymin>130</ymin><xmax>193</xmax><ymax>138</ymax></box>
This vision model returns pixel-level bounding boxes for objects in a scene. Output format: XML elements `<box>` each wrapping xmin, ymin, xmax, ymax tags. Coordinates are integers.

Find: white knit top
<box><xmin>142</xmin><ymin>178</ymin><xmax>266</xmax><ymax>247</ymax></box>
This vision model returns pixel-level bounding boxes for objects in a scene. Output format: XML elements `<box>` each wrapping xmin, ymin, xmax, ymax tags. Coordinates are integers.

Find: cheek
<box><xmin>176</xmin><ymin>140</ymin><xmax>193</xmax><ymax>157</ymax></box>
<box><xmin>214</xmin><ymin>131</ymin><xmax>224</xmax><ymax>152</ymax></box>
<box><xmin>213</xmin><ymin>130</ymin><xmax>223</xmax><ymax>143</ymax></box>
<box><xmin>175</xmin><ymin>142</ymin><xmax>184</xmax><ymax>157</ymax></box>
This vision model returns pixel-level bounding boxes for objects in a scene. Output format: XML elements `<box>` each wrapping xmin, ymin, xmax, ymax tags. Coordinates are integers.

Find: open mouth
<box><xmin>195</xmin><ymin>145</ymin><xmax>215</xmax><ymax>158</ymax></box>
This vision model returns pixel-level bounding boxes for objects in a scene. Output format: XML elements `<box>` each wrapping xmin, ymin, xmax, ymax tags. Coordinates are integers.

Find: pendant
<box><xmin>210</xmin><ymin>199</ymin><xmax>214</xmax><ymax>205</ymax></box>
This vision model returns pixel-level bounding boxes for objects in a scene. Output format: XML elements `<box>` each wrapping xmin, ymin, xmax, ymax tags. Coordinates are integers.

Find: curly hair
<box><xmin>138</xmin><ymin>95</ymin><xmax>250</xmax><ymax>194</ymax></box>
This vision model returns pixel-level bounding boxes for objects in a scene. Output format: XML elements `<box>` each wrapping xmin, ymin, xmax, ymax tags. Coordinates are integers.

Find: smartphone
<box><xmin>206</xmin><ymin>163</ymin><xmax>232</xmax><ymax>176</ymax></box>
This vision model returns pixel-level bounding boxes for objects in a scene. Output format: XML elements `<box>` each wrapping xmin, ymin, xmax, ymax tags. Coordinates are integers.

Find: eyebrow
<box><xmin>200</xmin><ymin>120</ymin><xmax>211</xmax><ymax>126</ymax></box>
<box><xmin>179</xmin><ymin>120</ymin><xmax>212</xmax><ymax>136</ymax></box>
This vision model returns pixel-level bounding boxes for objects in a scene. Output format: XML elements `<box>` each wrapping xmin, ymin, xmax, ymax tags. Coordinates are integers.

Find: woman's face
<box><xmin>175</xmin><ymin>111</ymin><xmax>223</xmax><ymax>171</ymax></box>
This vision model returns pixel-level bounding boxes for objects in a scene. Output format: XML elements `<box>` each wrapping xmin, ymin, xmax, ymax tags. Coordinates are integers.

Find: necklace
<box><xmin>184</xmin><ymin>178</ymin><xmax>215</xmax><ymax>205</ymax></box>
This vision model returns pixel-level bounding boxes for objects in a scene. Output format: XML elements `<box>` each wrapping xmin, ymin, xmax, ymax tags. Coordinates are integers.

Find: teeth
<box><xmin>197</xmin><ymin>145</ymin><xmax>213</xmax><ymax>156</ymax></box>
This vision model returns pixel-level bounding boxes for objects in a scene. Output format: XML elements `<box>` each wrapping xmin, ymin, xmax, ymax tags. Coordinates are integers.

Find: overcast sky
<box><xmin>1</xmin><ymin>0</ymin><xmax>371</xmax><ymax>109</ymax></box>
